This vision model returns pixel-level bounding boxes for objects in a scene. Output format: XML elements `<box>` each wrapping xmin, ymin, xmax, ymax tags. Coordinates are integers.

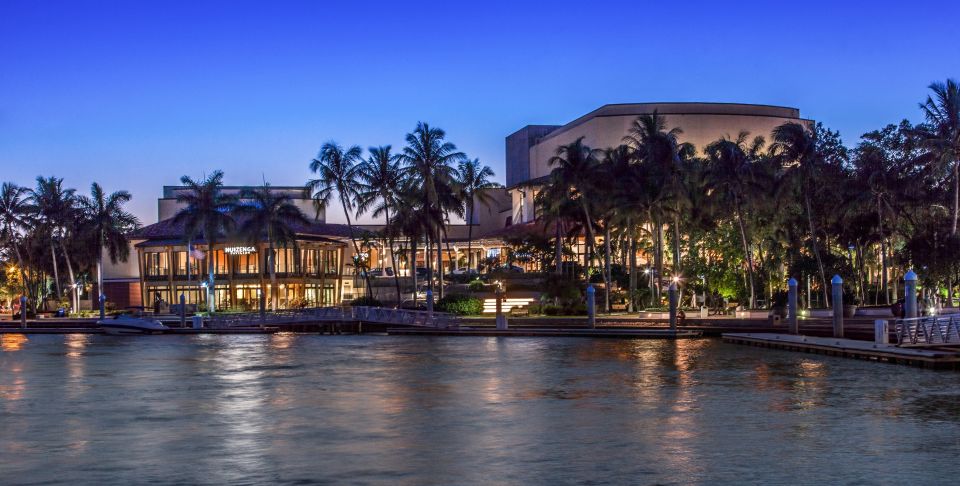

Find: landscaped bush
<box><xmin>468</xmin><ymin>279</ymin><xmax>485</xmax><ymax>292</ymax></box>
<box><xmin>542</xmin><ymin>304</ymin><xmax>563</xmax><ymax>316</ymax></box>
<box><xmin>435</xmin><ymin>293</ymin><xmax>483</xmax><ymax>315</ymax></box>
<box><xmin>350</xmin><ymin>296</ymin><xmax>383</xmax><ymax>307</ymax></box>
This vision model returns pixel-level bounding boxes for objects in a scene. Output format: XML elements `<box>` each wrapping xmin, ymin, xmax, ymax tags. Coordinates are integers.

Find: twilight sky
<box><xmin>1</xmin><ymin>0</ymin><xmax>957</xmax><ymax>224</ymax></box>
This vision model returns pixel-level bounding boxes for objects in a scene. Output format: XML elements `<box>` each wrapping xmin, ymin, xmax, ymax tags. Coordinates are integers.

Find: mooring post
<box><xmin>875</xmin><ymin>319</ymin><xmax>889</xmax><ymax>344</ymax></box>
<box><xmin>495</xmin><ymin>285</ymin><xmax>507</xmax><ymax>330</ymax></box>
<box><xmin>904</xmin><ymin>269</ymin><xmax>918</xmax><ymax>319</ymax></box>
<box><xmin>788</xmin><ymin>277</ymin><xmax>798</xmax><ymax>334</ymax></box>
<box><xmin>426</xmin><ymin>288</ymin><xmax>434</xmax><ymax>325</ymax></box>
<box><xmin>20</xmin><ymin>295</ymin><xmax>27</xmax><ymax>329</ymax></box>
<box><xmin>179</xmin><ymin>294</ymin><xmax>186</xmax><ymax>328</ymax></box>
<box><xmin>668</xmin><ymin>281</ymin><xmax>678</xmax><ymax>330</ymax></box>
<box><xmin>832</xmin><ymin>274</ymin><xmax>843</xmax><ymax>338</ymax></box>
<box><xmin>586</xmin><ymin>285</ymin><xmax>596</xmax><ymax>329</ymax></box>
<box><xmin>99</xmin><ymin>294</ymin><xmax>106</xmax><ymax>320</ymax></box>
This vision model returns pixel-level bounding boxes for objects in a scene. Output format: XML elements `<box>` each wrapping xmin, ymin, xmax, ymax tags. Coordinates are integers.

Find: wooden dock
<box><xmin>0</xmin><ymin>326</ymin><xmax>278</xmax><ymax>335</ymax></box>
<box><xmin>388</xmin><ymin>327</ymin><xmax>702</xmax><ymax>339</ymax></box>
<box><xmin>723</xmin><ymin>333</ymin><xmax>960</xmax><ymax>369</ymax></box>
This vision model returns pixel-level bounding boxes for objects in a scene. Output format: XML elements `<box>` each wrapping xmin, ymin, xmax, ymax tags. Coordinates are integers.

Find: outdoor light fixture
<box><xmin>672</xmin><ymin>276</ymin><xmax>680</xmax><ymax>283</ymax></box>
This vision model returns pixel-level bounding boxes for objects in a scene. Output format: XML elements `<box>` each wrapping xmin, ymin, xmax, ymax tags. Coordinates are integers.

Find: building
<box><xmin>506</xmin><ymin>102</ymin><xmax>811</xmax><ymax>225</ymax></box>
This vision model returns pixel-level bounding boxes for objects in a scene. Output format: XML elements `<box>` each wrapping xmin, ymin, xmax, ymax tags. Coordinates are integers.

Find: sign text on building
<box><xmin>224</xmin><ymin>246</ymin><xmax>257</xmax><ymax>255</ymax></box>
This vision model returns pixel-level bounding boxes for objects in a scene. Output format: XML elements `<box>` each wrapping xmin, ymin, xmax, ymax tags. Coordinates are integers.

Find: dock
<box><xmin>388</xmin><ymin>327</ymin><xmax>702</xmax><ymax>339</ymax></box>
<box><xmin>723</xmin><ymin>332</ymin><xmax>960</xmax><ymax>369</ymax></box>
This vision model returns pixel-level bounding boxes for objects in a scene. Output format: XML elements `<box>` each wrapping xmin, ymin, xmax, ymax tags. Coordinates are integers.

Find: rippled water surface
<box><xmin>2</xmin><ymin>334</ymin><xmax>960</xmax><ymax>485</ymax></box>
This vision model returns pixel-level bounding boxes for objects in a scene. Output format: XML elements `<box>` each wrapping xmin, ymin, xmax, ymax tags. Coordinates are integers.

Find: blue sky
<box><xmin>1</xmin><ymin>0</ymin><xmax>957</xmax><ymax>223</ymax></box>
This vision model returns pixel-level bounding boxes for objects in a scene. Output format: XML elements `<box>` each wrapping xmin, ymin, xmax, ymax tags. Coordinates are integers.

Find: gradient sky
<box><xmin>1</xmin><ymin>0</ymin><xmax>958</xmax><ymax>224</ymax></box>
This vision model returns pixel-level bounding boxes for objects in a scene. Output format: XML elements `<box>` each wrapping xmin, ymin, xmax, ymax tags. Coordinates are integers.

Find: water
<box><xmin>1</xmin><ymin>334</ymin><xmax>959</xmax><ymax>485</ymax></box>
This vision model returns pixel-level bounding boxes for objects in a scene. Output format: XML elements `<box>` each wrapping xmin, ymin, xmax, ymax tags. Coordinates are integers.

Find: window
<box><xmin>144</xmin><ymin>251</ymin><xmax>169</xmax><ymax>277</ymax></box>
<box><xmin>212</xmin><ymin>250</ymin><xmax>228</xmax><ymax>275</ymax></box>
<box><xmin>275</xmin><ymin>248</ymin><xmax>295</xmax><ymax>274</ymax></box>
<box><xmin>301</xmin><ymin>249</ymin><xmax>318</xmax><ymax>275</ymax></box>
<box><xmin>234</xmin><ymin>253</ymin><xmax>259</xmax><ymax>275</ymax></box>
<box><xmin>173</xmin><ymin>251</ymin><xmax>201</xmax><ymax>277</ymax></box>
<box><xmin>324</xmin><ymin>249</ymin><xmax>339</xmax><ymax>274</ymax></box>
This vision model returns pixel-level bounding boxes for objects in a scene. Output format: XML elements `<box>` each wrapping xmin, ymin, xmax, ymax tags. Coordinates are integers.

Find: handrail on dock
<box><xmin>206</xmin><ymin>306</ymin><xmax>457</xmax><ymax>329</ymax></box>
<box><xmin>895</xmin><ymin>315</ymin><xmax>960</xmax><ymax>345</ymax></box>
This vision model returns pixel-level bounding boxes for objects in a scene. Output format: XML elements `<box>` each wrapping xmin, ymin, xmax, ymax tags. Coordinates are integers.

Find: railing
<box><xmin>206</xmin><ymin>306</ymin><xmax>455</xmax><ymax>329</ymax></box>
<box><xmin>895</xmin><ymin>315</ymin><xmax>960</xmax><ymax>345</ymax></box>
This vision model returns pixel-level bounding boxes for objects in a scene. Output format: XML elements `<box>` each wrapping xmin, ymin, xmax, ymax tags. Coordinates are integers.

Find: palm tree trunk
<box><xmin>411</xmin><ymin>237</ymin><xmax>418</xmax><ymax>307</ymax></box>
<box><xmin>555</xmin><ymin>215</ymin><xmax>563</xmax><ymax>274</ymax></box>
<box><xmin>628</xmin><ymin>229</ymin><xmax>637</xmax><ymax>313</ymax></box>
<box><xmin>467</xmin><ymin>202</ymin><xmax>474</xmax><ymax>271</ymax></box>
<box><xmin>207</xmin><ymin>239</ymin><xmax>216</xmax><ymax>313</ymax></box>
<box><xmin>436</xmin><ymin>227</ymin><xmax>444</xmax><ymax>299</ymax></box>
<box><xmin>953</xmin><ymin>162</ymin><xmax>959</xmax><ymax>235</ymax></box>
<box><xmin>341</xmin><ymin>199</ymin><xmax>372</xmax><ymax>299</ymax></box>
<box><xmin>804</xmin><ymin>193</ymin><xmax>829</xmax><ymax>307</ymax></box>
<box><xmin>385</xmin><ymin>209</ymin><xmax>402</xmax><ymax>306</ymax></box>
<box><xmin>735</xmin><ymin>200</ymin><xmax>756</xmax><ymax>309</ymax></box>
<box><xmin>60</xmin><ymin>242</ymin><xmax>77</xmax><ymax>312</ymax></box>
<box><xmin>269</xmin><ymin>243</ymin><xmax>278</xmax><ymax>311</ymax></box>
<box><xmin>603</xmin><ymin>225</ymin><xmax>612</xmax><ymax>313</ymax></box>
<box><xmin>50</xmin><ymin>241</ymin><xmax>61</xmax><ymax>299</ymax></box>
<box><xmin>673</xmin><ymin>213</ymin><xmax>681</xmax><ymax>272</ymax></box>
<box><xmin>580</xmin><ymin>201</ymin><xmax>597</xmax><ymax>278</ymax></box>
<box><xmin>8</xmin><ymin>234</ymin><xmax>31</xmax><ymax>301</ymax></box>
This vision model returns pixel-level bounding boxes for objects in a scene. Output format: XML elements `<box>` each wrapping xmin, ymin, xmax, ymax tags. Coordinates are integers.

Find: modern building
<box><xmin>505</xmin><ymin>102</ymin><xmax>811</xmax><ymax>225</ymax></box>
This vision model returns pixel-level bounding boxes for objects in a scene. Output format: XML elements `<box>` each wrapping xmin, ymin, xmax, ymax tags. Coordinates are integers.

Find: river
<box><xmin>1</xmin><ymin>334</ymin><xmax>959</xmax><ymax>484</ymax></box>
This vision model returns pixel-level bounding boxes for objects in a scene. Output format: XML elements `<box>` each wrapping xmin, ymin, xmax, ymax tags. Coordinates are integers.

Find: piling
<box><xmin>787</xmin><ymin>277</ymin><xmax>798</xmax><ymax>334</ymax></box>
<box><xmin>832</xmin><ymin>275</ymin><xmax>843</xmax><ymax>338</ymax></box>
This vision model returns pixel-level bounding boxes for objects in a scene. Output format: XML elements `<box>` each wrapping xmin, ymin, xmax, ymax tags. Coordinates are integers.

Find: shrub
<box><xmin>435</xmin><ymin>294</ymin><xmax>484</xmax><ymax>315</ymax></box>
<box><xmin>350</xmin><ymin>296</ymin><xmax>383</xmax><ymax>307</ymax></box>
<box><xmin>468</xmin><ymin>279</ymin><xmax>486</xmax><ymax>292</ymax></box>
<box><xmin>542</xmin><ymin>304</ymin><xmax>563</xmax><ymax>316</ymax></box>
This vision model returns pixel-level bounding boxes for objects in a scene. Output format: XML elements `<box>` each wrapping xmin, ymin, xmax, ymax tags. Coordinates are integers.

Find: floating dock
<box><xmin>723</xmin><ymin>333</ymin><xmax>960</xmax><ymax>369</ymax></box>
<box><xmin>388</xmin><ymin>327</ymin><xmax>702</xmax><ymax>339</ymax></box>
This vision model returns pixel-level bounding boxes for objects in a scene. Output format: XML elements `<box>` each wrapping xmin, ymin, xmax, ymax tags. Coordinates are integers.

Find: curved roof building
<box><xmin>505</xmin><ymin>102</ymin><xmax>812</xmax><ymax>224</ymax></box>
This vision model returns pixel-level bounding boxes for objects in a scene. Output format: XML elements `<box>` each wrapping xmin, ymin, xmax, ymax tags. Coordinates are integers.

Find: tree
<box><xmin>704</xmin><ymin>132</ymin><xmax>766</xmax><ymax>308</ymax></box>
<box><xmin>454</xmin><ymin>158</ymin><xmax>501</xmax><ymax>272</ymax></box>
<box><xmin>357</xmin><ymin>145</ymin><xmax>406</xmax><ymax>305</ymax></box>
<box><xmin>918</xmin><ymin>79</ymin><xmax>960</xmax><ymax>235</ymax></box>
<box><xmin>398</xmin><ymin>122</ymin><xmax>465</xmax><ymax>297</ymax></box>
<box><xmin>30</xmin><ymin>176</ymin><xmax>79</xmax><ymax>308</ymax></box>
<box><xmin>0</xmin><ymin>182</ymin><xmax>33</xmax><ymax>300</ymax></box>
<box><xmin>307</xmin><ymin>141</ymin><xmax>373</xmax><ymax>297</ymax></box>
<box><xmin>236</xmin><ymin>184</ymin><xmax>310</xmax><ymax>311</ymax></box>
<box><xmin>173</xmin><ymin>171</ymin><xmax>237</xmax><ymax>312</ymax></box>
<box><xmin>547</xmin><ymin>137</ymin><xmax>602</xmax><ymax>280</ymax></box>
<box><xmin>772</xmin><ymin>122</ymin><xmax>848</xmax><ymax>307</ymax></box>
<box><xmin>78</xmin><ymin>182</ymin><xmax>140</xmax><ymax>317</ymax></box>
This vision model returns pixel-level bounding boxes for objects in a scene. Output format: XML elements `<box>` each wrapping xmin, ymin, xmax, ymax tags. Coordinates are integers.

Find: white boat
<box><xmin>98</xmin><ymin>315</ymin><xmax>169</xmax><ymax>335</ymax></box>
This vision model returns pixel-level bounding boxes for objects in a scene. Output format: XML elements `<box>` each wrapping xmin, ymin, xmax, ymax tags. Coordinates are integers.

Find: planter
<box><xmin>843</xmin><ymin>304</ymin><xmax>858</xmax><ymax>318</ymax></box>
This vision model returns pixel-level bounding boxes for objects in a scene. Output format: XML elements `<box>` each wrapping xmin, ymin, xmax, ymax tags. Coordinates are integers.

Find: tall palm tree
<box><xmin>772</xmin><ymin>122</ymin><xmax>843</xmax><ymax>307</ymax></box>
<box><xmin>398</xmin><ymin>122</ymin><xmax>465</xmax><ymax>296</ymax></box>
<box><xmin>547</xmin><ymin>137</ymin><xmax>602</xmax><ymax>280</ymax></box>
<box><xmin>390</xmin><ymin>185</ymin><xmax>431</xmax><ymax>307</ymax></box>
<box><xmin>78</xmin><ymin>182</ymin><xmax>140</xmax><ymax>318</ymax></box>
<box><xmin>918</xmin><ymin>79</ymin><xmax>960</xmax><ymax>235</ymax></box>
<box><xmin>0</xmin><ymin>182</ymin><xmax>33</xmax><ymax>300</ymax></box>
<box><xmin>30</xmin><ymin>176</ymin><xmax>78</xmax><ymax>306</ymax></box>
<box><xmin>173</xmin><ymin>171</ymin><xmax>237</xmax><ymax>312</ymax></box>
<box><xmin>307</xmin><ymin>141</ymin><xmax>373</xmax><ymax>297</ymax></box>
<box><xmin>235</xmin><ymin>184</ymin><xmax>310</xmax><ymax>311</ymax></box>
<box><xmin>704</xmin><ymin>132</ymin><xmax>765</xmax><ymax>308</ymax></box>
<box><xmin>357</xmin><ymin>145</ymin><xmax>405</xmax><ymax>304</ymax></box>
<box><xmin>455</xmin><ymin>158</ymin><xmax>502</xmax><ymax>272</ymax></box>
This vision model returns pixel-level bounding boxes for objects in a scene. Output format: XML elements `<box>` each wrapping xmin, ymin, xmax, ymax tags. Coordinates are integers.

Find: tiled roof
<box><xmin>130</xmin><ymin>215</ymin><xmax>366</xmax><ymax>242</ymax></box>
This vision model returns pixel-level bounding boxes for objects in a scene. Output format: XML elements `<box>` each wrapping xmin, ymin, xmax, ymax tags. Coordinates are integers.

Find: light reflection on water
<box><xmin>1</xmin><ymin>334</ymin><xmax>959</xmax><ymax>484</ymax></box>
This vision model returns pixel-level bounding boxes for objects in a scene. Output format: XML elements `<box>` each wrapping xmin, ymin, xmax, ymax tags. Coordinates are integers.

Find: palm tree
<box><xmin>357</xmin><ymin>145</ymin><xmax>405</xmax><ymax>304</ymax></box>
<box><xmin>78</xmin><ymin>182</ymin><xmax>140</xmax><ymax>318</ymax></box>
<box><xmin>918</xmin><ymin>79</ymin><xmax>960</xmax><ymax>235</ymax></box>
<box><xmin>235</xmin><ymin>184</ymin><xmax>310</xmax><ymax>311</ymax></box>
<box><xmin>390</xmin><ymin>185</ymin><xmax>431</xmax><ymax>307</ymax></box>
<box><xmin>704</xmin><ymin>132</ymin><xmax>765</xmax><ymax>308</ymax></box>
<box><xmin>307</xmin><ymin>141</ymin><xmax>373</xmax><ymax>297</ymax></box>
<box><xmin>547</xmin><ymin>137</ymin><xmax>602</xmax><ymax>280</ymax></box>
<box><xmin>772</xmin><ymin>122</ymin><xmax>847</xmax><ymax>307</ymax></box>
<box><xmin>0</xmin><ymin>182</ymin><xmax>33</xmax><ymax>301</ymax></box>
<box><xmin>398</xmin><ymin>122</ymin><xmax>465</xmax><ymax>296</ymax></box>
<box><xmin>30</xmin><ymin>176</ymin><xmax>78</xmax><ymax>307</ymax></box>
<box><xmin>173</xmin><ymin>171</ymin><xmax>237</xmax><ymax>312</ymax></box>
<box><xmin>454</xmin><ymin>158</ymin><xmax>502</xmax><ymax>272</ymax></box>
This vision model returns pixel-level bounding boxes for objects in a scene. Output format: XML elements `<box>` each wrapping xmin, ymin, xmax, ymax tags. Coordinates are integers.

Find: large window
<box><xmin>173</xmin><ymin>251</ymin><xmax>201</xmax><ymax>278</ymax></box>
<box><xmin>144</xmin><ymin>251</ymin><xmax>169</xmax><ymax>277</ymax></box>
<box><xmin>301</xmin><ymin>249</ymin><xmax>319</xmax><ymax>276</ymax></box>
<box><xmin>212</xmin><ymin>250</ymin><xmax>228</xmax><ymax>275</ymax></box>
<box><xmin>275</xmin><ymin>248</ymin><xmax>295</xmax><ymax>274</ymax></box>
<box><xmin>234</xmin><ymin>253</ymin><xmax>258</xmax><ymax>275</ymax></box>
<box><xmin>323</xmin><ymin>249</ymin><xmax>339</xmax><ymax>275</ymax></box>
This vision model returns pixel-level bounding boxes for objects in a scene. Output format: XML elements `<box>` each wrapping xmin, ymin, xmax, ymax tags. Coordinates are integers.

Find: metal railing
<box><xmin>895</xmin><ymin>315</ymin><xmax>960</xmax><ymax>345</ymax></box>
<box><xmin>206</xmin><ymin>306</ymin><xmax>456</xmax><ymax>329</ymax></box>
